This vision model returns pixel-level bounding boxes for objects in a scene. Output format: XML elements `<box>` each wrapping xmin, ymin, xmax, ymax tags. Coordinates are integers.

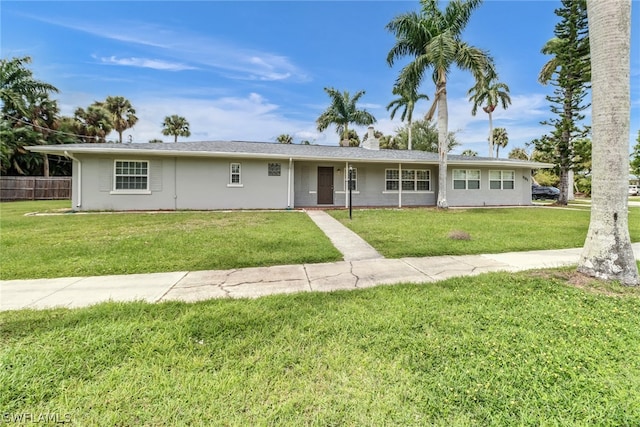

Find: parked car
<box><xmin>629</xmin><ymin>185</ymin><xmax>638</xmax><ymax>196</ymax></box>
<box><xmin>532</xmin><ymin>184</ymin><xmax>560</xmax><ymax>200</ymax></box>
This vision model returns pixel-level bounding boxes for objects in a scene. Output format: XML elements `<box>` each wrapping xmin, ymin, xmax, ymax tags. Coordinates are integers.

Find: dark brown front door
<box><xmin>317</xmin><ymin>167</ymin><xmax>334</xmax><ymax>204</ymax></box>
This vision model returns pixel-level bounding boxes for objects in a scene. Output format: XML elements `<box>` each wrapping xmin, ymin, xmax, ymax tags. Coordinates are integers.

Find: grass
<box><xmin>1</xmin><ymin>272</ymin><xmax>639</xmax><ymax>425</ymax></box>
<box><xmin>3</xmin><ymin>201</ymin><xmax>640</xmax><ymax>279</ymax></box>
<box><xmin>0</xmin><ymin>201</ymin><xmax>342</xmax><ymax>280</ymax></box>
<box><xmin>329</xmin><ymin>207</ymin><xmax>640</xmax><ymax>258</ymax></box>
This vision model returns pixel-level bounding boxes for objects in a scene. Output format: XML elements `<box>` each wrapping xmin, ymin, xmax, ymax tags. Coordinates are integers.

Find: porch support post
<box><xmin>345</xmin><ymin>161</ymin><xmax>349</xmax><ymax>208</ymax></box>
<box><xmin>287</xmin><ymin>158</ymin><xmax>293</xmax><ymax>208</ymax></box>
<box><xmin>399</xmin><ymin>163</ymin><xmax>402</xmax><ymax>208</ymax></box>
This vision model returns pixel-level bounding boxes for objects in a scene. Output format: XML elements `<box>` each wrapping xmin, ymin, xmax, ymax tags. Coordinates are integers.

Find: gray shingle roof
<box><xmin>27</xmin><ymin>140</ymin><xmax>551</xmax><ymax>168</ymax></box>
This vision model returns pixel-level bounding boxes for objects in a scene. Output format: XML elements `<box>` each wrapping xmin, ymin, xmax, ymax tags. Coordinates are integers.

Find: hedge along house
<box><xmin>28</xmin><ymin>128</ymin><xmax>551</xmax><ymax>211</ymax></box>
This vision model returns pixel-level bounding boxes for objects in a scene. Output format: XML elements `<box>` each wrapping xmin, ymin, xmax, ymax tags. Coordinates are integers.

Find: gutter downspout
<box><xmin>287</xmin><ymin>158</ymin><xmax>293</xmax><ymax>209</ymax></box>
<box><xmin>174</xmin><ymin>157</ymin><xmax>178</xmax><ymax>210</ymax></box>
<box><xmin>64</xmin><ymin>151</ymin><xmax>81</xmax><ymax>209</ymax></box>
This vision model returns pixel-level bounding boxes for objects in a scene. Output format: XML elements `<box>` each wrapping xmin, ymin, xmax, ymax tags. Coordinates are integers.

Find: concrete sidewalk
<box><xmin>2</xmin><ymin>208</ymin><xmax>640</xmax><ymax>311</ymax></box>
<box><xmin>4</xmin><ymin>245</ymin><xmax>639</xmax><ymax>311</ymax></box>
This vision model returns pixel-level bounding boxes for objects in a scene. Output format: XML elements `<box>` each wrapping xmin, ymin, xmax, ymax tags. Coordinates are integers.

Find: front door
<box><xmin>317</xmin><ymin>167</ymin><xmax>334</xmax><ymax>204</ymax></box>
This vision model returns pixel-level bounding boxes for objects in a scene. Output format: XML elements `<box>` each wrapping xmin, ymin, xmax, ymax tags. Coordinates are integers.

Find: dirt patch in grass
<box><xmin>529</xmin><ymin>269</ymin><xmax>640</xmax><ymax>298</ymax></box>
<box><xmin>448</xmin><ymin>230</ymin><xmax>471</xmax><ymax>240</ymax></box>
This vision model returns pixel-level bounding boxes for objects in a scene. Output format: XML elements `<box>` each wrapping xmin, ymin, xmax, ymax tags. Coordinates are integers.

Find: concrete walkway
<box><xmin>306</xmin><ymin>210</ymin><xmax>383</xmax><ymax>261</ymax></box>
<box><xmin>2</xmin><ymin>208</ymin><xmax>640</xmax><ymax>311</ymax></box>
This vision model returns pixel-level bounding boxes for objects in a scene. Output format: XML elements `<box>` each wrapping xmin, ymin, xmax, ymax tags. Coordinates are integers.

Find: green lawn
<box><xmin>1</xmin><ymin>273</ymin><xmax>639</xmax><ymax>425</ymax></box>
<box><xmin>3</xmin><ymin>201</ymin><xmax>640</xmax><ymax>279</ymax></box>
<box><xmin>0</xmin><ymin>201</ymin><xmax>342</xmax><ymax>280</ymax></box>
<box><xmin>329</xmin><ymin>206</ymin><xmax>640</xmax><ymax>258</ymax></box>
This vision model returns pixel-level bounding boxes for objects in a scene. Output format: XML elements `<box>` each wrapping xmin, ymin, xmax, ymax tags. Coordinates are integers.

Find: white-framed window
<box><xmin>453</xmin><ymin>169</ymin><xmax>481</xmax><ymax>190</ymax></box>
<box><xmin>489</xmin><ymin>170</ymin><xmax>515</xmax><ymax>190</ymax></box>
<box><xmin>345</xmin><ymin>167</ymin><xmax>357</xmax><ymax>191</ymax></box>
<box><xmin>113</xmin><ymin>160</ymin><xmax>149</xmax><ymax>191</ymax></box>
<box><xmin>229</xmin><ymin>163</ymin><xmax>241</xmax><ymax>185</ymax></box>
<box><xmin>385</xmin><ymin>169</ymin><xmax>430</xmax><ymax>191</ymax></box>
<box><xmin>385</xmin><ymin>169</ymin><xmax>399</xmax><ymax>191</ymax></box>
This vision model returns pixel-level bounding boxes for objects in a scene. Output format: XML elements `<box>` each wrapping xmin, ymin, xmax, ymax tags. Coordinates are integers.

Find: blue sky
<box><xmin>2</xmin><ymin>0</ymin><xmax>639</xmax><ymax>156</ymax></box>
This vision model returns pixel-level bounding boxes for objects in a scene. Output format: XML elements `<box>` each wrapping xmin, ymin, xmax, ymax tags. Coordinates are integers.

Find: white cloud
<box><xmin>97</xmin><ymin>56</ymin><xmax>197</xmax><ymax>71</ymax></box>
<box><xmin>28</xmin><ymin>13</ymin><xmax>309</xmax><ymax>82</ymax></box>
<box><xmin>111</xmin><ymin>93</ymin><xmax>314</xmax><ymax>144</ymax></box>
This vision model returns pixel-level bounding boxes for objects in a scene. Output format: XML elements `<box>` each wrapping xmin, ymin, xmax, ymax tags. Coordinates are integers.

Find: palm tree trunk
<box><xmin>408</xmin><ymin>120</ymin><xmax>413</xmax><ymax>150</ymax></box>
<box><xmin>341</xmin><ymin>124</ymin><xmax>349</xmax><ymax>147</ymax></box>
<box><xmin>174</xmin><ymin>135</ymin><xmax>178</xmax><ymax>143</ymax></box>
<box><xmin>578</xmin><ymin>0</ymin><xmax>638</xmax><ymax>285</ymax></box>
<box><xmin>488</xmin><ymin>111</ymin><xmax>494</xmax><ymax>158</ymax></box>
<box><xmin>436</xmin><ymin>78</ymin><xmax>449</xmax><ymax>209</ymax></box>
<box><xmin>42</xmin><ymin>154</ymin><xmax>49</xmax><ymax>177</ymax></box>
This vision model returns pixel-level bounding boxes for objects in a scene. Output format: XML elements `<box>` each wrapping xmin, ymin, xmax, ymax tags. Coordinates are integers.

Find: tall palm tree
<box><xmin>102</xmin><ymin>96</ymin><xmax>138</xmax><ymax>143</ymax></box>
<box><xmin>468</xmin><ymin>72</ymin><xmax>511</xmax><ymax>157</ymax></box>
<box><xmin>577</xmin><ymin>0</ymin><xmax>638</xmax><ymax>285</ymax></box>
<box><xmin>386</xmin><ymin>83</ymin><xmax>429</xmax><ymax>150</ymax></box>
<box><xmin>162</xmin><ymin>115</ymin><xmax>191</xmax><ymax>143</ymax></box>
<box><xmin>276</xmin><ymin>133</ymin><xmax>293</xmax><ymax>144</ymax></box>
<box><xmin>316</xmin><ymin>87</ymin><xmax>376</xmax><ymax>147</ymax></box>
<box><xmin>387</xmin><ymin>0</ymin><xmax>493</xmax><ymax>208</ymax></box>
<box><xmin>491</xmin><ymin>127</ymin><xmax>508</xmax><ymax>158</ymax></box>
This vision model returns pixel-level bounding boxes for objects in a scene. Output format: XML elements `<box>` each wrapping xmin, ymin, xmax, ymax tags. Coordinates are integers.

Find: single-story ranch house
<box><xmin>28</xmin><ymin>129</ymin><xmax>551</xmax><ymax>211</ymax></box>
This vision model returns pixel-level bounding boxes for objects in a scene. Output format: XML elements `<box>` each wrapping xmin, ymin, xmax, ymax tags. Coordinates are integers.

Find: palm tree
<box><xmin>460</xmin><ymin>149</ymin><xmax>478</xmax><ymax>157</ymax></box>
<box><xmin>102</xmin><ymin>96</ymin><xmax>138</xmax><ymax>143</ymax></box>
<box><xmin>577</xmin><ymin>0</ymin><xmax>638</xmax><ymax>286</ymax></box>
<box><xmin>1</xmin><ymin>56</ymin><xmax>58</xmax><ymax>118</ymax></box>
<box><xmin>27</xmin><ymin>94</ymin><xmax>59</xmax><ymax>176</ymax></box>
<box><xmin>344</xmin><ymin>129</ymin><xmax>360</xmax><ymax>147</ymax></box>
<box><xmin>74</xmin><ymin>104</ymin><xmax>113</xmax><ymax>143</ymax></box>
<box><xmin>468</xmin><ymin>72</ymin><xmax>511</xmax><ymax>157</ymax></box>
<box><xmin>316</xmin><ymin>87</ymin><xmax>376</xmax><ymax>146</ymax></box>
<box><xmin>508</xmin><ymin>147</ymin><xmax>529</xmax><ymax>160</ymax></box>
<box><xmin>162</xmin><ymin>115</ymin><xmax>191</xmax><ymax>143</ymax></box>
<box><xmin>387</xmin><ymin>0</ymin><xmax>493</xmax><ymax>208</ymax></box>
<box><xmin>492</xmin><ymin>127</ymin><xmax>508</xmax><ymax>158</ymax></box>
<box><xmin>394</xmin><ymin>119</ymin><xmax>459</xmax><ymax>152</ymax></box>
<box><xmin>386</xmin><ymin>83</ymin><xmax>429</xmax><ymax>150</ymax></box>
<box><xmin>276</xmin><ymin>134</ymin><xmax>293</xmax><ymax>144</ymax></box>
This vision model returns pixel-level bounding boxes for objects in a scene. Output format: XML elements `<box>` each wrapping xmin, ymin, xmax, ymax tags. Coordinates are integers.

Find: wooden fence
<box><xmin>0</xmin><ymin>176</ymin><xmax>71</xmax><ymax>201</ymax></box>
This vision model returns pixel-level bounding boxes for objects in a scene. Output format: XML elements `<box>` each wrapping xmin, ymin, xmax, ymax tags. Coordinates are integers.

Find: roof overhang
<box><xmin>26</xmin><ymin>145</ymin><xmax>554</xmax><ymax>169</ymax></box>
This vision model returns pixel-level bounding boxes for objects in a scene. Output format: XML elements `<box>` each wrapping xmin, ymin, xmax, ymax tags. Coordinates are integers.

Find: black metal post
<box><xmin>348</xmin><ymin>166</ymin><xmax>353</xmax><ymax>220</ymax></box>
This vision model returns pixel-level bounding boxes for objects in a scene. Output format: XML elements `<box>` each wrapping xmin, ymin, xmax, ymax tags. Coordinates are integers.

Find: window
<box><xmin>114</xmin><ymin>160</ymin><xmax>148</xmax><ymax>191</ymax></box>
<box><xmin>345</xmin><ymin>167</ymin><xmax>357</xmax><ymax>191</ymax></box>
<box><xmin>385</xmin><ymin>169</ymin><xmax>399</xmax><ymax>191</ymax></box>
<box><xmin>489</xmin><ymin>170</ymin><xmax>515</xmax><ymax>190</ymax></box>
<box><xmin>453</xmin><ymin>169</ymin><xmax>480</xmax><ymax>190</ymax></box>
<box><xmin>386</xmin><ymin>169</ymin><xmax>430</xmax><ymax>191</ymax></box>
<box><xmin>230</xmin><ymin>163</ymin><xmax>241</xmax><ymax>184</ymax></box>
<box><xmin>268</xmin><ymin>163</ymin><xmax>281</xmax><ymax>176</ymax></box>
